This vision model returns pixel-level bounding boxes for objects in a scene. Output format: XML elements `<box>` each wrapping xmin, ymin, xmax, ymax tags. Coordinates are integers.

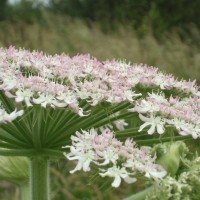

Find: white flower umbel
<box><xmin>1</xmin><ymin>46</ymin><xmax>200</xmax><ymax>200</ymax></box>
<box><xmin>65</xmin><ymin>129</ymin><xmax>166</xmax><ymax>187</ymax></box>
<box><xmin>129</xmin><ymin>92</ymin><xmax>200</xmax><ymax>138</ymax></box>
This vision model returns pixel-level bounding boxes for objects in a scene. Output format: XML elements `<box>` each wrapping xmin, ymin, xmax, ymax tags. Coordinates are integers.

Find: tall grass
<box><xmin>0</xmin><ymin>14</ymin><xmax>200</xmax><ymax>82</ymax></box>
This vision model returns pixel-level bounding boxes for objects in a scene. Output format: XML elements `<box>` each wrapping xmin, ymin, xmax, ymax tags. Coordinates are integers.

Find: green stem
<box><xmin>123</xmin><ymin>186</ymin><xmax>153</xmax><ymax>200</ymax></box>
<box><xmin>20</xmin><ymin>182</ymin><xmax>29</xmax><ymax>200</ymax></box>
<box><xmin>30</xmin><ymin>157</ymin><xmax>50</xmax><ymax>200</ymax></box>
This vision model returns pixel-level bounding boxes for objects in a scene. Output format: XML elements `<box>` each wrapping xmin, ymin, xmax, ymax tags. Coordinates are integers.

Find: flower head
<box><xmin>64</xmin><ymin>128</ymin><xmax>166</xmax><ymax>187</ymax></box>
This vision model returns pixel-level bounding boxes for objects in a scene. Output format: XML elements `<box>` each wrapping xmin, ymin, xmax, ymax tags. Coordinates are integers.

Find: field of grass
<box><xmin>0</xmin><ymin>14</ymin><xmax>200</xmax><ymax>83</ymax></box>
<box><xmin>0</xmin><ymin>14</ymin><xmax>200</xmax><ymax>200</ymax></box>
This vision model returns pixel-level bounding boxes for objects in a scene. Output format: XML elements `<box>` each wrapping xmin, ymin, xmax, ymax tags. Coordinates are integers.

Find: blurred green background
<box><xmin>0</xmin><ymin>0</ymin><xmax>200</xmax><ymax>199</ymax></box>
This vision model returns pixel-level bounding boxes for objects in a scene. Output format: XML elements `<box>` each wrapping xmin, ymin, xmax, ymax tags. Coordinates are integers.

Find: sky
<box><xmin>8</xmin><ymin>0</ymin><xmax>50</xmax><ymax>6</ymax></box>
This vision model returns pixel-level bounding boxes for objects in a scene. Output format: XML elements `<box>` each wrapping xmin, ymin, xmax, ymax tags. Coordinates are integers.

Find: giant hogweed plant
<box><xmin>0</xmin><ymin>46</ymin><xmax>199</xmax><ymax>200</ymax></box>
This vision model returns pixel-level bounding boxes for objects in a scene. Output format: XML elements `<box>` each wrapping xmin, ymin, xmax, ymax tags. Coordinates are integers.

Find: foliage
<box><xmin>146</xmin><ymin>157</ymin><xmax>200</xmax><ymax>200</ymax></box>
<box><xmin>1</xmin><ymin>0</ymin><xmax>200</xmax><ymax>37</ymax></box>
<box><xmin>0</xmin><ymin>15</ymin><xmax>200</xmax><ymax>84</ymax></box>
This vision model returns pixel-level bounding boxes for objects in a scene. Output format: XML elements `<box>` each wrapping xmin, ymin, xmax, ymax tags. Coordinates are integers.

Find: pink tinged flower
<box><xmin>179</xmin><ymin>124</ymin><xmax>200</xmax><ymax>139</ymax></box>
<box><xmin>75</xmin><ymin>88</ymin><xmax>91</xmax><ymax>100</ymax></box>
<box><xmin>0</xmin><ymin>75</ymin><xmax>17</xmax><ymax>91</ymax></box>
<box><xmin>167</xmin><ymin>118</ymin><xmax>200</xmax><ymax>139</ymax></box>
<box><xmin>166</xmin><ymin>118</ymin><xmax>187</xmax><ymax>131</ymax></box>
<box><xmin>127</xmin><ymin>77</ymin><xmax>139</xmax><ymax>86</ymax></box>
<box><xmin>138</xmin><ymin>114</ymin><xmax>165</xmax><ymax>135</ymax></box>
<box><xmin>97</xmin><ymin>148</ymin><xmax>119</xmax><ymax>166</ymax></box>
<box><xmin>88</xmin><ymin>93</ymin><xmax>103</xmax><ymax>106</ymax></box>
<box><xmin>56</xmin><ymin>92</ymin><xmax>76</xmax><ymax>105</ymax></box>
<box><xmin>147</xmin><ymin>92</ymin><xmax>168</xmax><ymax>104</ymax></box>
<box><xmin>65</xmin><ymin>128</ymin><xmax>167</xmax><ymax>187</ymax></box>
<box><xmin>99</xmin><ymin>166</ymin><xmax>136</xmax><ymax>188</ymax></box>
<box><xmin>195</xmin><ymin>91</ymin><xmax>200</xmax><ymax>97</ymax></box>
<box><xmin>71</xmin><ymin>129</ymin><xmax>97</xmax><ymax>151</ymax></box>
<box><xmin>153</xmin><ymin>74</ymin><xmax>171</xmax><ymax>89</ymax></box>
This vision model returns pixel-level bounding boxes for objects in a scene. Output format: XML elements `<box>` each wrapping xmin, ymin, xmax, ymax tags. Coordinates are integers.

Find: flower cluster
<box><xmin>0</xmin><ymin>46</ymin><xmax>199</xmax><ymax>121</ymax></box>
<box><xmin>129</xmin><ymin>92</ymin><xmax>200</xmax><ymax>138</ymax></box>
<box><xmin>64</xmin><ymin>128</ymin><xmax>166</xmax><ymax>187</ymax></box>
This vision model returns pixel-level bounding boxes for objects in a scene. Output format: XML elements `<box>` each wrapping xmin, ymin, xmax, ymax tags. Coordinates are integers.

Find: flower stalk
<box><xmin>30</xmin><ymin>157</ymin><xmax>50</xmax><ymax>200</ymax></box>
<box><xmin>20</xmin><ymin>182</ymin><xmax>29</xmax><ymax>200</ymax></box>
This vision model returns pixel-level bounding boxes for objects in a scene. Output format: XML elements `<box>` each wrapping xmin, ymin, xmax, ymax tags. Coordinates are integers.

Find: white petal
<box><xmin>111</xmin><ymin>175</ymin><xmax>121</xmax><ymax>188</ymax></box>
<box><xmin>83</xmin><ymin>159</ymin><xmax>91</xmax><ymax>172</ymax></box>
<box><xmin>124</xmin><ymin>176</ymin><xmax>137</xmax><ymax>184</ymax></box>
<box><xmin>25</xmin><ymin>97</ymin><xmax>32</xmax><ymax>107</ymax></box>
<box><xmin>70</xmin><ymin>161</ymin><xmax>83</xmax><ymax>174</ymax></box>
<box><xmin>192</xmin><ymin>133</ymin><xmax>198</xmax><ymax>139</ymax></box>
<box><xmin>15</xmin><ymin>96</ymin><xmax>24</xmax><ymax>102</ymax></box>
<box><xmin>128</xmin><ymin>108</ymin><xmax>136</xmax><ymax>112</ymax></box>
<box><xmin>148</xmin><ymin>124</ymin><xmax>156</xmax><ymax>135</ymax></box>
<box><xmin>33</xmin><ymin>98</ymin><xmax>44</xmax><ymax>104</ymax></box>
<box><xmin>157</xmin><ymin>124</ymin><xmax>165</xmax><ymax>134</ymax></box>
<box><xmin>146</xmin><ymin>170</ymin><xmax>167</xmax><ymax>179</ymax></box>
<box><xmin>16</xmin><ymin>110</ymin><xmax>24</xmax><ymax>117</ymax></box>
<box><xmin>139</xmin><ymin>122</ymin><xmax>151</xmax><ymax>132</ymax></box>
<box><xmin>179</xmin><ymin>130</ymin><xmax>189</xmax><ymax>136</ymax></box>
<box><xmin>5</xmin><ymin>91</ymin><xmax>15</xmax><ymax>98</ymax></box>
<box><xmin>139</xmin><ymin>114</ymin><xmax>150</xmax><ymax>122</ymax></box>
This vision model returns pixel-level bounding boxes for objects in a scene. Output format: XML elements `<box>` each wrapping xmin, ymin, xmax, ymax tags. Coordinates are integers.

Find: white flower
<box><xmin>1</xmin><ymin>109</ymin><xmax>24</xmax><ymax>123</ymax></box>
<box><xmin>179</xmin><ymin>124</ymin><xmax>200</xmax><ymax>139</ymax></box>
<box><xmin>167</xmin><ymin>118</ymin><xmax>200</xmax><ymax>139</ymax></box>
<box><xmin>97</xmin><ymin>148</ymin><xmax>119</xmax><ymax>165</ymax></box>
<box><xmin>99</xmin><ymin>165</ymin><xmax>136</xmax><ymax>188</ymax></box>
<box><xmin>70</xmin><ymin>129</ymin><xmax>97</xmax><ymax>151</ymax></box>
<box><xmin>113</xmin><ymin>119</ymin><xmax>128</xmax><ymax>131</ymax></box>
<box><xmin>123</xmin><ymin>90</ymin><xmax>141</xmax><ymax>102</ymax></box>
<box><xmin>167</xmin><ymin>118</ymin><xmax>185</xmax><ymax>128</ymax></box>
<box><xmin>64</xmin><ymin>147</ymin><xmax>96</xmax><ymax>174</ymax></box>
<box><xmin>56</xmin><ymin>91</ymin><xmax>76</xmax><ymax>105</ymax></box>
<box><xmin>33</xmin><ymin>93</ymin><xmax>67</xmax><ymax>108</ymax></box>
<box><xmin>15</xmin><ymin>88</ymin><xmax>34</xmax><ymax>107</ymax></box>
<box><xmin>138</xmin><ymin>114</ymin><xmax>165</xmax><ymax>135</ymax></box>
<box><xmin>0</xmin><ymin>74</ymin><xmax>17</xmax><ymax>91</ymax></box>
<box><xmin>145</xmin><ymin>165</ymin><xmax>167</xmax><ymax>179</ymax></box>
<box><xmin>129</xmin><ymin>100</ymin><xmax>160</xmax><ymax>113</ymax></box>
<box><xmin>75</xmin><ymin>88</ymin><xmax>91</xmax><ymax>100</ymax></box>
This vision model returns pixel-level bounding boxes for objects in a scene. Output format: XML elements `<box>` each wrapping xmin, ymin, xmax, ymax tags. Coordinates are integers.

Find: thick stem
<box><xmin>20</xmin><ymin>182</ymin><xmax>29</xmax><ymax>200</ymax></box>
<box><xmin>30</xmin><ymin>157</ymin><xmax>50</xmax><ymax>200</ymax></box>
